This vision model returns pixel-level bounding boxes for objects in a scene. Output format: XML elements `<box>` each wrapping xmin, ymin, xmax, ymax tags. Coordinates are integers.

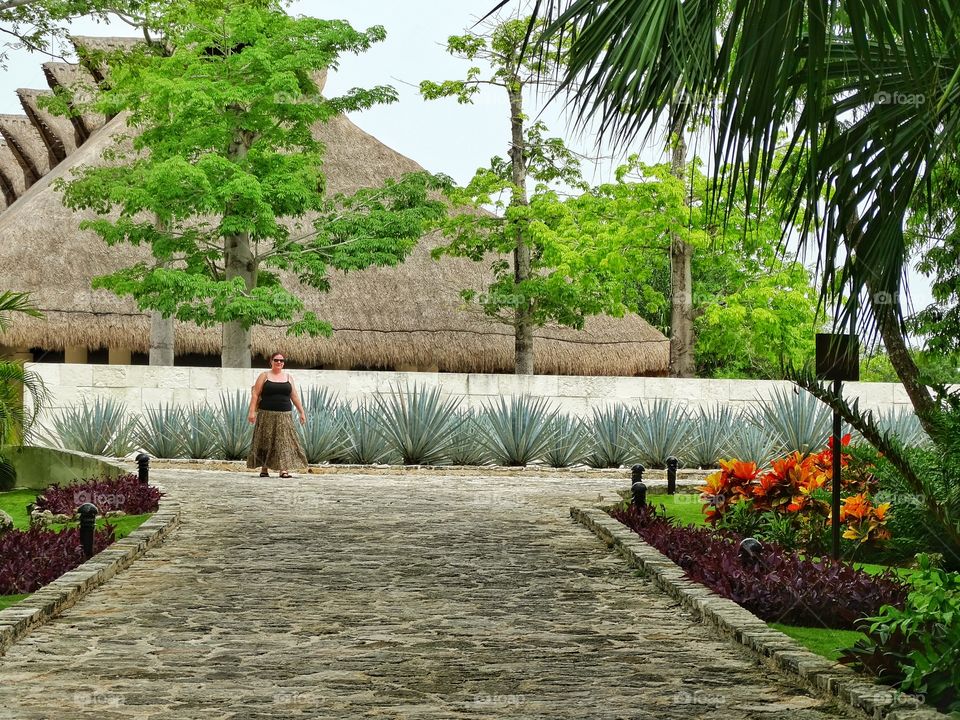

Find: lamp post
<box><xmin>631</xmin><ymin>464</ymin><xmax>646</xmax><ymax>508</ymax></box>
<box><xmin>815</xmin><ymin>332</ymin><xmax>859</xmax><ymax>560</ymax></box>
<box><xmin>78</xmin><ymin>503</ymin><xmax>98</xmax><ymax>559</ymax></box>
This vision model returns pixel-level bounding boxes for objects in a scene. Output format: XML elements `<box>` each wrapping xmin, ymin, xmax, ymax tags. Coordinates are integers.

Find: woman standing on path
<box><xmin>247</xmin><ymin>353</ymin><xmax>308</xmax><ymax>478</ymax></box>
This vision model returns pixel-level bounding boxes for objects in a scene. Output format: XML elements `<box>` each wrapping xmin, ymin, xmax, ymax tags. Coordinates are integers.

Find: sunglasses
<box><xmin>271</xmin><ymin>358</ymin><xmax>286</xmax><ymax>363</ymax></box>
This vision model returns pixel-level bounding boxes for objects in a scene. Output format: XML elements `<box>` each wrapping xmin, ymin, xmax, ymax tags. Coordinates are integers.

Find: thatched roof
<box><xmin>0</xmin><ymin>142</ymin><xmax>26</xmax><ymax>208</ymax></box>
<box><xmin>0</xmin><ymin>38</ymin><xmax>669</xmax><ymax>376</ymax></box>
<box><xmin>17</xmin><ymin>88</ymin><xmax>78</xmax><ymax>162</ymax></box>
<box><xmin>0</xmin><ymin>114</ymin><xmax>53</xmax><ymax>186</ymax></box>
<box><xmin>41</xmin><ymin>62</ymin><xmax>106</xmax><ymax>141</ymax></box>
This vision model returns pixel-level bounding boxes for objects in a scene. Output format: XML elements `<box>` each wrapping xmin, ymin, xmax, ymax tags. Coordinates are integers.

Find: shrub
<box><xmin>840</xmin><ymin>557</ymin><xmax>960</xmax><ymax>713</ymax></box>
<box><xmin>137</xmin><ymin>404</ymin><xmax>187</xmax><ymax>458</ymax></box>
<box><xmin>373</xmin><ymin>384</ymin><xmax>462</xmax><ymax>465</ymax></box>
<box><xmin>543</xmin><ymin>414</ymin><xmax>593</xmax><ymax>468</ymax></box>
<box><xmin>446</xmin><ymin>410</ymin><xmax>490</xmax><ymax>466</ymax></box>
<box><xmin>45</xmin><ymin>397</ymin><xmax>139</xmax><ymax>457</ymax></box>
<box><xmin>34</xmin><ymin>474</ymin><xmax>162</xmax><ymax>515</ymax></box>
<box><xmin>583</xmin><ymin>405</ymin><xmax>633</xmax><ymax>468</ymax></box>
<box><xmin>685</xmin><ymin>405</ymin><xmax>735</xmax><ymax>469</ymax></box>
<box><xmin>610</xmin><ymin>503</ymin><xmax>909</xmax><ymax>628</ymax></box>
<box><xmin>182</xmin><ymin>404</ymin><xmax>219</xmax><ymax>459</ymax></box>
<box><xmin>627</xmin><ymin>399</ymin><xmax>691</xmax><ymax>469</ymax></box>
<box><xmin>216</xmin><ymin>390</ymin><xmax>253</xmax><ymax>460</ymax></box>
<box><xmin>0</xmin><ymin>525</ymin><xmax>114</xmax><ymax>594</ymax></box>
<box><xmin>337</xmin><ymin>402</ymin><xmax>396</xmax><ymax>465</ymax></box>
<box><xmin>477</xmin><ymin>395</ymin><xmax>558</xmax><ymax>466</ymax></box>
<box><xmin>753</xmin><ymin>385</ymin><xmax>832</xmax><ymax>456</ymax></box>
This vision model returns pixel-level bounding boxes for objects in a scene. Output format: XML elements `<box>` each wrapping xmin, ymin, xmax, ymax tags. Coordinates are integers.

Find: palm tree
<box><xmin>492</xmin><ymin>0</ymin><xmax>958</xmax><ymax>426</ymax></box>
<box><xmin>0</xmin><ymin>291</ymin><xmax>49</xmax><ymax>489</ymax></box>
<box><xmin>485</xmin><ymin>0</ymin><xmax>960</xmax><ymax>552</ymax></box>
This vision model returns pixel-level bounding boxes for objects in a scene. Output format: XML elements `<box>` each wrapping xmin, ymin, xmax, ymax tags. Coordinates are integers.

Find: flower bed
<box><xmin>34</xmin><ymin>474</ymin><xmax>161</xmax><ymax>515</ymax></box>
<box><xmin>0</xmin><ymin>525</ymin><xmax>114</xmax><ymax>594</ymax></box>
<box><xmin>609</xmin><ymin>502</ymin><xmax>908</xmax><ymax>628</ymax></box>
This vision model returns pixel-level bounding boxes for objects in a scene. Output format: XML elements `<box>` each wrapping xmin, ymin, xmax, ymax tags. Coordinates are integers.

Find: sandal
<box><xmin>279</xmin><ymin>472</ymin><xmax>293</xmax><ymax>478</ymax></box>
<box><xmin>259</xmin><ymin>471</ymin><xmax>270</xmax><ymax>477</ymax></box>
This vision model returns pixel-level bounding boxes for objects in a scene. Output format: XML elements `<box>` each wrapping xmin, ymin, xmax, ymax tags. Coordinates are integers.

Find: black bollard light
<box><xmin>78</xmin><ymin>503</ymin><xmax>98</xmax><ymax>559</ymax></box>
<box><xmin>136</xmin><ymin>453</ymin><xmax>150</xmax><ymax>485</ymax></box>
<box><xmin>630</xmin><ymin>463</ymin><xmax>646</xmax><ymax>508</ymax></box>
<box><xmin>739</xmin><ymin>537</ymin><xmax>763</xmax><ymax>565</ymax></box>
<box><xmin>666</xmin><ymin>456</ymin><xmax>678</xmax><ymax>495</ymax></box>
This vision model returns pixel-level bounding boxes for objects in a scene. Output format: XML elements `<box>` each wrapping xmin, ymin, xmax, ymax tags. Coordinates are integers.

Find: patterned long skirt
<box><xmin>246</xmin><ymin>410</ymin><xmax>307</xmax><ymax>471</ymax></box>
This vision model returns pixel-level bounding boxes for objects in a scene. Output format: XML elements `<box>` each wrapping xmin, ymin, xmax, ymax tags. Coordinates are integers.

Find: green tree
<box><xmin>504</xmin><ymin>0</ymin><xmax>960</xmax><ymax>551</ymax></box>
<box><xmin>0</xmin><ymin>291</ymin><xmax>49</xmax><ymax>490</ymax></box>
<box><xmin>59</xmin><ymin>1</ymin><xmax>446</xmax><ymax>367</ymax></box>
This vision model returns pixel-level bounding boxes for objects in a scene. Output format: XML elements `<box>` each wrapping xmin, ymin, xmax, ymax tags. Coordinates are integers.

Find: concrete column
<box><xmin>64</xmin><ymin>346</ymin><xmax>88</xmax><ymax>364</ymax></box>
<box><xmin>108</xmin><ymin>347</ymin><xmax>132</xmax><ymax>365</ymax></box>
<box><xmin>149</xmin><ymin>312</ymin><xmax>175</xmax><ymax>366</ymax></box>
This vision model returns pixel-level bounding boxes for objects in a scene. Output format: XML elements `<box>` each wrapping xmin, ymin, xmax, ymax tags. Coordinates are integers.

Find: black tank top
<box><xmin>259</xmin><ymin>378</ymin><xmax>293</xmax><ymax>412</ymax></box>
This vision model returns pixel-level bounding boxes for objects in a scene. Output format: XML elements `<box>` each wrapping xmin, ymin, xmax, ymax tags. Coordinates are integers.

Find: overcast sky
<box><xmin>0</xmin><ymin>0</ymin><xmax>934</xmax><ymax>317</ymax></box>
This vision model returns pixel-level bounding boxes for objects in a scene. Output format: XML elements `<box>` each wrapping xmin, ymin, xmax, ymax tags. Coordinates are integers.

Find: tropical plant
<box><xmin>216</xmin><ymin>390</ymin><xmax>253</xmax><ymax>461</ymax></box>
<box><xmin>477</xmin><ymin>395</ymin><xmax>558</xmax><ymax>466</ymax></box>
<box><xmin>752</xmin><ymin>386</ymin><xmax>832</xmax><ymax>457</ymax></box>
<box><xmin>0</xmin><ymin>290</ymin><xmax>48</xmax><ymax>490</ymax></box>
<box><xmin>182</xmin><ymin>404</ymin><xmax>219</xmax><ymax>460</ymax></box>
<box><xmin>296</xmin><ymin>387</ymin><xmax>344</xmax><ymax>464</ymax></box>
<box><xmin>337</xmin><ymin>402</ymin><xmax>396</xmax><ymax>465</ymax></box>
<box><xmin>136</xmin><ymin>404</ymin><xmax>187</xmax><ymax>458</ymax></box>
<box><xmin>724</xmin><ymin>420</ymin><xmax>778</xmax><ymax>469</ymax></box>
<box><xmin>626</xmin><ymin>398</ymin><xmax>691</xmax><ymax>469</ymax></box>
<box><xmin>372</xmin><ymin>384</ymin><xmax>463</xmax><ymax>465</ymax></box>
<box><xmin>685</xmin><ymin>405</ymin><xmax>735</xmax><ymax>469</ymax></box>
<box><xmin>841</xmin><ymin>557</ymin><xmax>960</xmax><ymax>713</ymax></box>
<box><xmin>0</xmin><ymin>525</ymin><xmax>114</xmax><ymax>594</ymax></box>
<box><xmin>446</xmin><ymin>410</ymin><xmax>490</xmax><ymax>466</ymax></box>
<box><xmin>583</xmin><ymin>404</ymin><xmax>633</xmax><ymax>468</ymax></box>
<box><xmin>44</xmin><ymin>397</ymin><xmax>139</xmax><ymax>457</ymax></box>
<box><xmin>35</xmin><ymin>474</ymin><xmax>161</xmax><ymax>515</ymax></box>
<box><xmin>874</xmin><ymin>407</ymin><xmax>931</xmax><ymax>449</ymax></box>
<box><xmin>542</xmin><ymin>413</ymin><xmax>592</xmax><ymax>468</ymax></box>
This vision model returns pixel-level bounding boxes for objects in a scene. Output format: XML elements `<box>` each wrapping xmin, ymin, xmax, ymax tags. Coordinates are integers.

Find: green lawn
<box><xmin>769</xmin><ymin>623</ymin><xmax>866</xmax><ymax>661</ymax></box>
<box><xmin>0</xmin><ymin>594</ymin><xmax>30</xmax><ymax>612</ymax></box>
<box><xmin>647</xmin><ymin>492</ymin><xmax>709</xmax><ymax>527</ymax></box>
<box><xmin>0</xmin><ymin>489</ymin><xmax>40</xmax><ymax>530</ymax></box>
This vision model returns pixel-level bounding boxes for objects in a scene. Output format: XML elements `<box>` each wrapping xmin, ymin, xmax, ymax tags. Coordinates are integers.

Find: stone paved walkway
<box><xmin>0</xmin><ymin>470</ymin><xmax>857</xmax><ymax>719</ymax></box>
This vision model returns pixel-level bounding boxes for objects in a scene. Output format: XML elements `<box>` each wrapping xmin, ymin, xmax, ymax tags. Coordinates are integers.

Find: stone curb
<box><xmin>571</xmin><ymin>506</ymin><xmax>948</xmax><ymax>720</ymax></box>
<box><xmin>0</xmin><ymin>484</ymin><xmax>181</xmax><ymax>657</ymax></box>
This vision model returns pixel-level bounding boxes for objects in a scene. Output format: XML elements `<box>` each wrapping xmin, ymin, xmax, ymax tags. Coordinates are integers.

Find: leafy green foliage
<box><xmin>56</xmin><ymin>2</ymin><xmax>446</xmax><ymax>357</ymax></box>
<box><xmin>725</xmin><ymin>421</ymin><xmax>779</xmax><ymax>468</ymax></box>
<box><xmin>841</xmin><ymin>557</ymin><xmax>960</xmax><ymax>712</ymax></box>
<box><xmin>446</xmin><ymin>410</ymin><xmax>490</xmax><ymax>467</ymax></box>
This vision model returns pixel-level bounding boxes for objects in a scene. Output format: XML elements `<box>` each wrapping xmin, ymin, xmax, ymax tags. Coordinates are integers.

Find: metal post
<box><xmin>136</xmin><ymin>453</ymin><xmax>150</xmax><ymax>485</ymax></box>
<box><xmin>631</xmin><ymin>464</ymin><xmax>646</xmax><ymax>508</ymax></box>
<box><xmin>831</xmin><ymin>379</ymin><xmax>842</xmax><ymax>560</ymax></box>
<box><xmin>78</xmin><ymin>503</ymin><xmax>98</xmax><ymax>559</ymax></box>
<box><xmin>739</xmin><ymin>537</ymin><xmax>763</xmax><ymax>565</ymax></box>
<box><xmin>666</xmin><ymin>456</ymin><xmax>678</xmax><ymax>495</ymax></box>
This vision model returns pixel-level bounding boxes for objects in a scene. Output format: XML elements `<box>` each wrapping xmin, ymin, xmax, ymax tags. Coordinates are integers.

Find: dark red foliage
<box><xmin>610</xmin><ymin>503</ymin><xmax>909</xmax><ymax>629</ymax></box>
<box><xmin>34</xmin><ymin>474</ymin><xmax>161</xmax><ymax>515</ymax></box>
<box><xmin>0</xmin><ymin>526</ymin><xmax>114</xmax><ymax>594</ymax></box>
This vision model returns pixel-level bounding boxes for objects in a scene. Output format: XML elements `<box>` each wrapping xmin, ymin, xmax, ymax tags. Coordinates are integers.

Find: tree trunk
<box><xmin>149</xmin><ymin>312</ymin><xmax>175</xmax><ymax>366</ymax></box>
<box><xmin>221</xmin><ymin>130</ymin><xmax>257</xmax><ymax>369</ymax></box>
<box><xmin>668</xmin><ymin>110</ymin><xmax>696</xmax><ymax>377</ymax></box>
<box><xmin>148</xmin><ymin>215</ymin><xmax>175</xmax><ymax>366</ymax></box>
<box><xmin>508</xmin><ymin>84</ymin><xmax>534</xmax><ymax>375</ymax></box>
<box><xmin>222</xmin><ymin>231</ymin><xmax>255</xmax><ymax>368</ymax></box>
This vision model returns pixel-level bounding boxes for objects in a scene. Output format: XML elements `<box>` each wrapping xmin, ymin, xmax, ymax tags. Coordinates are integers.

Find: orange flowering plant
<box><xmin>699</xmin><ymin>435</ymin><xmax>892</xmax><ymax>551</ymax></box>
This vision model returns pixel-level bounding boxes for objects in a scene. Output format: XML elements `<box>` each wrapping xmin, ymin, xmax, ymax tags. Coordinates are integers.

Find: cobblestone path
<box><xmin>0</xmin><ymin>470</ymin><xmax>857</xmax><ymax>719</ymax></box>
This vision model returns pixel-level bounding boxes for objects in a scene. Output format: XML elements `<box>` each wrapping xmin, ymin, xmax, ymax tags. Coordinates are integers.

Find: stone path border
<box><xmin>0</xmin><ymin>483</ymin><xmax>180</xmax><ymax>657</ymax></box>
<box><xmin>571</xmin><ymin>506</ymin><xmax>949</xmax><ymax>720</ymax></box>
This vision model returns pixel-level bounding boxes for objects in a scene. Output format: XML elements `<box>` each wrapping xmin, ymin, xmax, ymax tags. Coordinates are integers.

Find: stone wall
<box><xmin>26</xmin><ymin>364</ymin><xmax>916</xmax><ymax>424</ymax></box>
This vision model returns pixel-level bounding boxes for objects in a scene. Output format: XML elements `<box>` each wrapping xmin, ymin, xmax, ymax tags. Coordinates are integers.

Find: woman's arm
<box><xmin>248</xmin><ymin>373</ymin><xmax>266</xmax><ymax>424</ymax></box>
<box><xmin>289</xmin><ymin>375</ymin><xmax>307</xmax><ymax>424</ymax></box>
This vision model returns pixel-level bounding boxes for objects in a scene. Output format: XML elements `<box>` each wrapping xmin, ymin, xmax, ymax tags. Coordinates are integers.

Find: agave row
<box><xmin>39</xmin><ymin>384</ymin><xmax>928</xmax><ymax>468</ymax></box>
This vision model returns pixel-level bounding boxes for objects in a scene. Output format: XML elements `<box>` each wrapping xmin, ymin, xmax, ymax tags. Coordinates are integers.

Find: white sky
<box><xmin>0</xmin><ymin>0</ymin><xmax>935</xmax><ymax>318</ymax></box>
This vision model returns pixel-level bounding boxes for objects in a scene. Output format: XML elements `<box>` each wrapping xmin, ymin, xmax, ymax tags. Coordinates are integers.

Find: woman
<box><xmin>246</xmin><ymin>353</ymin><xmax>308</xmax><ymax>478</ymax></box>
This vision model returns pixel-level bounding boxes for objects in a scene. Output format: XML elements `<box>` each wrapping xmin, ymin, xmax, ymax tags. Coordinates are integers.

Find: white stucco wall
<box><xmin>26</xmin><ymin>364</ymin><xmax>917</xmax><ymax>425</ymax></box>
